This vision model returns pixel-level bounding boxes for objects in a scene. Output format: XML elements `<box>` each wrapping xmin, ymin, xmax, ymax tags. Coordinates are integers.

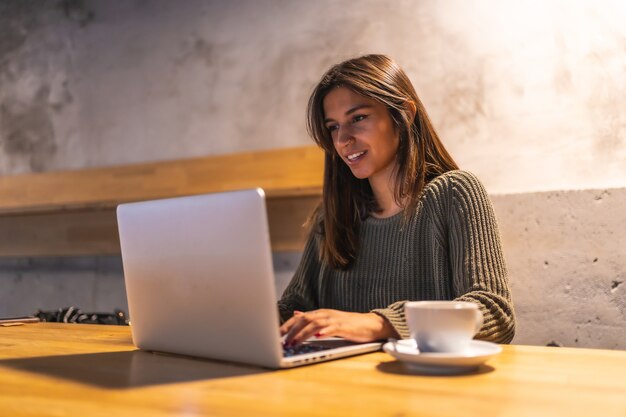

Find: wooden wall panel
<box><xmin>0</xmin><ymin>210</ymin><xmax>120</xmax><ymax>257</ymax></box>
<box><xmin>266</xmin><ymin>195</ymin><xmax>321</xmax><ymax>252</ymax></box>
<box><xmin>0</xmin><ymin>146</ymin><xmax>324</xmax><ymax>257</ymax></box>
<box><xmin>0</xmin><ymin>195</ymin><xmax>321</xmax><ymax>257</ymax></box>
<box><xmin>0</xmin><ymin>146</ymin><xmax>324</xmax><ymax>215</ymax></box>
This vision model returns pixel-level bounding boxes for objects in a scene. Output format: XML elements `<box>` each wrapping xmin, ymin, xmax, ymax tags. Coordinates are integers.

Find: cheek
<box><xmin>386</xmin><ymin>121</ymin><xmax>401</xmax><ymax>148</ymax></box>
<box><xmin>375</xmin><ymin>122</ymin><xmax>399</xmax><ymax>151</ymax></box>
<box><xmin>391</xmin><ymin>133</ymin><xmax>401</xmax><ymax>152</ymax></box>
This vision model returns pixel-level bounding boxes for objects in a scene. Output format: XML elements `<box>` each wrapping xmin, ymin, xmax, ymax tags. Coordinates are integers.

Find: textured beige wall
<box><xmin>492</xmin><ymin>188</ymin><xmax>626</xmax><ymax>348</ymax></box>
<box><xmin>1</xmin><ymin>0</ymin><xmax>625</xmax><ymax>193</ymax></box>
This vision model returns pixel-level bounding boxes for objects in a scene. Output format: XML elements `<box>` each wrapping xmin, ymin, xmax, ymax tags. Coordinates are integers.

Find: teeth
<box><xmin>347</xmin><ymin>151</ymin><xmax>365</xmax><ymax>161</ymax></box>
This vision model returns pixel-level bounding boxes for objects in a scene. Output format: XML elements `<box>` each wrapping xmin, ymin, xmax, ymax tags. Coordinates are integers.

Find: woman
<box><xmin>279</xmin><ymin>54</ymin><xmax>515</xmax><ymax>346</ymax></box>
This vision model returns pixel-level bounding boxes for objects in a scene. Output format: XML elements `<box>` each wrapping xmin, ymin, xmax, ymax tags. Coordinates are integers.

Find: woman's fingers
<box><xmin>279</xmin><ymin>315</ymin><xmax>297</xmax><ymax>336</ymax></box>
<box><xmin>281</xmin><ymin>309</ymin><xmax>394</xmax><ymax>345</ymax></box>
<box><xmin>286</xmin><ymin>321</ymin><xmax>326</xmax><ymax>345</ymax></box>
<box><xmin>284</xmin><ymin>310</ymin><xmax>334</xmax><ymax>345</ymax></box>
<box><xmin>280</xmin><ymin>310</ymin><xmax>307</xmax><ymax>336</ymax></box>
<box><xmin>281</xmin><ymin>314</ymin><xmax>310</xmax><ymax>342</ymax></box>
<box><xmin>283</xmin><ymin>312</ymin><xmax>322</xmax><ymax>345</ymax></box>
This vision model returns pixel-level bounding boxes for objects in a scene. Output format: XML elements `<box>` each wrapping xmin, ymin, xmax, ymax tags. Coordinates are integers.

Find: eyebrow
<box><xmin>324</xmin><ymin>104</ymin><xmax>373</xmax><ymax>124</ymax></box>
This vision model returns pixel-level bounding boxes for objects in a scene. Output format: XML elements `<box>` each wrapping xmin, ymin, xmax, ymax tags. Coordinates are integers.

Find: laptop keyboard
<box><xmin>282</xmin><ymin>343</ymin><xmax>335</xmax><ymax>357</ymax></box>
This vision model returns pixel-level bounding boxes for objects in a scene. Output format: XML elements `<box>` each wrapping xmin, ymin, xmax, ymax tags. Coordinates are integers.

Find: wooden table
<box><xmin>1</xmin><ymin>323</ymin><xmax>625</xmax><ymax>417</ymax></box>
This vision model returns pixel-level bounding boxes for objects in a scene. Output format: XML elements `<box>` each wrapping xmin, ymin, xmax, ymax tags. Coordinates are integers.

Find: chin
<box><xmin>349</xmin><ymin>169</ymin><xmax>370</xmax><ymax>180</ymax></box>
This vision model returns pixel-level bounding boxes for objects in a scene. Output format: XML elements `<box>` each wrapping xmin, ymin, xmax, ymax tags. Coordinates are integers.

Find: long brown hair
<box><xmin>306</xmin><ymin>54</ymin><xmax>458</xmax><ymax>269</ymax></box>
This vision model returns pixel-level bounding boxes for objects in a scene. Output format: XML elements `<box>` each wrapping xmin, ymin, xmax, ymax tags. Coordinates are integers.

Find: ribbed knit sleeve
<box><xmin>371</xmin><ymin>301</ymin><xmax>410</xmax><ymax>340</ymax></box>
<box><xmin>447</xmin><ymin>171</ymin><xmax>516</xmax><ymax>343</ymax></box>
<box><xmin>277</xmin><ymin>231</ymin><xmax>321</xmax><ymax>323</ymax></box>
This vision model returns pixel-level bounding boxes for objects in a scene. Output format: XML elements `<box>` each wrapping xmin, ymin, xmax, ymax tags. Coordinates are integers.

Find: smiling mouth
<box><xmin>346</xmin><ymin>151</ymin><xmax>367</xmax><ymax>162</ymax></box>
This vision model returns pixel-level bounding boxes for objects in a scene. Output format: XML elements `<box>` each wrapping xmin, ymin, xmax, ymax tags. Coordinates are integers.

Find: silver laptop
<box><xmin>117</xmin><ymin>189</ymin><xmax>381</xmax><ymax>368</ymax></box>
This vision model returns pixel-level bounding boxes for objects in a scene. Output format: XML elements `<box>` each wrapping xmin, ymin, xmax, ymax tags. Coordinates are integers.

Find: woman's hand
<box><xmin>280</xmin><ymin>309</ymin><xmax>398</xmax><ymax>346</ymax></box>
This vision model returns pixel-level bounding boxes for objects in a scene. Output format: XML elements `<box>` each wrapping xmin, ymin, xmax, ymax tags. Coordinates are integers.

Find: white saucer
<box><xmin>382</xmin><ymin>339</ymin><xmax>502</xmax><ymax>375</ymax></box>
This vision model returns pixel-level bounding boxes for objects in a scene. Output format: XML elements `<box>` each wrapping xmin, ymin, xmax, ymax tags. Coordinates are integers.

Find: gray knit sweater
<box><xmin>278</xmin><ymin>170</ymin><xmax>515</xmax><ymax>344</ymax></box>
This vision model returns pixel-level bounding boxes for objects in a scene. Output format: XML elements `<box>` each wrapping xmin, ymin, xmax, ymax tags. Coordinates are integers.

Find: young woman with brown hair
<box><xmin>279</xmin><ymin>54</ymin><xmax>515</xmax><ymax>346</ymax></box>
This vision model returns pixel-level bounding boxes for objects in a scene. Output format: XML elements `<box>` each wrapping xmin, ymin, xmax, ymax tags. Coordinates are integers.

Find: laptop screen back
<box><xmin>117</xmin><ymin>189</ymin><xmax>284</xmax><ymax>368</ymax></box>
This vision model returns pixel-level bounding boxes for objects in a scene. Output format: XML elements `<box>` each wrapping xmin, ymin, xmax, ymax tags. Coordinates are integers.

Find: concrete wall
<box><xmin>2</xmin><ymin>0</ymin><xmax>625</xmax><ymax>192</ymax></box>
<box><xmin>0</xmin><ymin>256</ymin><xmax>126</xmax><ymax>316</ymax></box>
<box><xmin>0</xmin><ymin>1</ymin><xmax>625</xmax><ymax>348</ymax></box>
<box><xmin>492</xmin><ymin>188</ymin><xmax>626</xmax><ymax>349</ymax></box>
<box><xmin>0</xmin><ymin>252</ymin><xmax>301</xmax><ymax>320</ymax></box>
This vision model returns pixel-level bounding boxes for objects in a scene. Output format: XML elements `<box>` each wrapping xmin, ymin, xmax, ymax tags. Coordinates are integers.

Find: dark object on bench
<box><xmin>35</xmin><ymin>306</ymin><xmax>129</xmax><ymax>325</ymax></box>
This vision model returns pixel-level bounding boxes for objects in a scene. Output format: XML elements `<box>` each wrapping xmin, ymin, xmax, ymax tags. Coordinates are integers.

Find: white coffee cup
<box><xmin>404</xmin><ymin>301</ymin><xmax>483</xmax><ymax>354</ymax></box>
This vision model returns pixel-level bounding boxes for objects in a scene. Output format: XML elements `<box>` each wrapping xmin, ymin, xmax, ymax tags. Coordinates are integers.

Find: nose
<box><xmin>336</xmin><ymin>124</ymin><xmax>354</xmax><ymax>146</ymax></box>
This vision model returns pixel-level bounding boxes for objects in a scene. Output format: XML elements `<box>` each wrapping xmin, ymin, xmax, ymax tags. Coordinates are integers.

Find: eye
<box><xmin>352</xmin><ymin>114</ymin><xmax>367</xmax><ymax>123</ymax></box>
<box><xmin>326</xmin><ymin>124</ymin><xmax>339</xmax><ymax>132</ymax></box>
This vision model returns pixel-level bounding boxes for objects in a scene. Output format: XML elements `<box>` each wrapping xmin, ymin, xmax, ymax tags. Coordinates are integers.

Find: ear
<box><xmin>404</xmin><ymin>100</ymin><xmax>417</xmax><ymax>121</ymax></box>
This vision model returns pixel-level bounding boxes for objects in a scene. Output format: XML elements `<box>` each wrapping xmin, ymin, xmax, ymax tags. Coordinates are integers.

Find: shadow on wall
<box><xmin>0</xmin><ymin>256</ymin><xmax>127</xmax><ymax>318</ymax></box>
<box><xmin>0</xmin><ymin>252</ymin><xmax>303</xmax><ymax>320</ymax></box>
<box><xmin>0</xmin><ymin>0</ymin><xmax>91</xmax><ymax>173</ymax></box>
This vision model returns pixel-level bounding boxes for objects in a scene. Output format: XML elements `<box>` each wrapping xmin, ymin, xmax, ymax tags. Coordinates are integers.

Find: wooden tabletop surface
<box><xmin>1</xmin><ymin>323</ymin><xmax>625</xmax><ymax>417</ymax></box>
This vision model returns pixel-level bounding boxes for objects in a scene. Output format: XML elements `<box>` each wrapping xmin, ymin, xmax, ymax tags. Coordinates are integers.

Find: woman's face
<box><xmin>323</xmin><ymin>86</ymin><xmax>400</xmax><ymax>184</ymax></box>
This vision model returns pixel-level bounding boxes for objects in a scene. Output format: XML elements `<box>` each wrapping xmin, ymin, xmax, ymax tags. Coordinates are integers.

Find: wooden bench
<box><xmin>0</xmin><ymin>146</ymin><xmax>324</xmax><ymax>257</ymax></box>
